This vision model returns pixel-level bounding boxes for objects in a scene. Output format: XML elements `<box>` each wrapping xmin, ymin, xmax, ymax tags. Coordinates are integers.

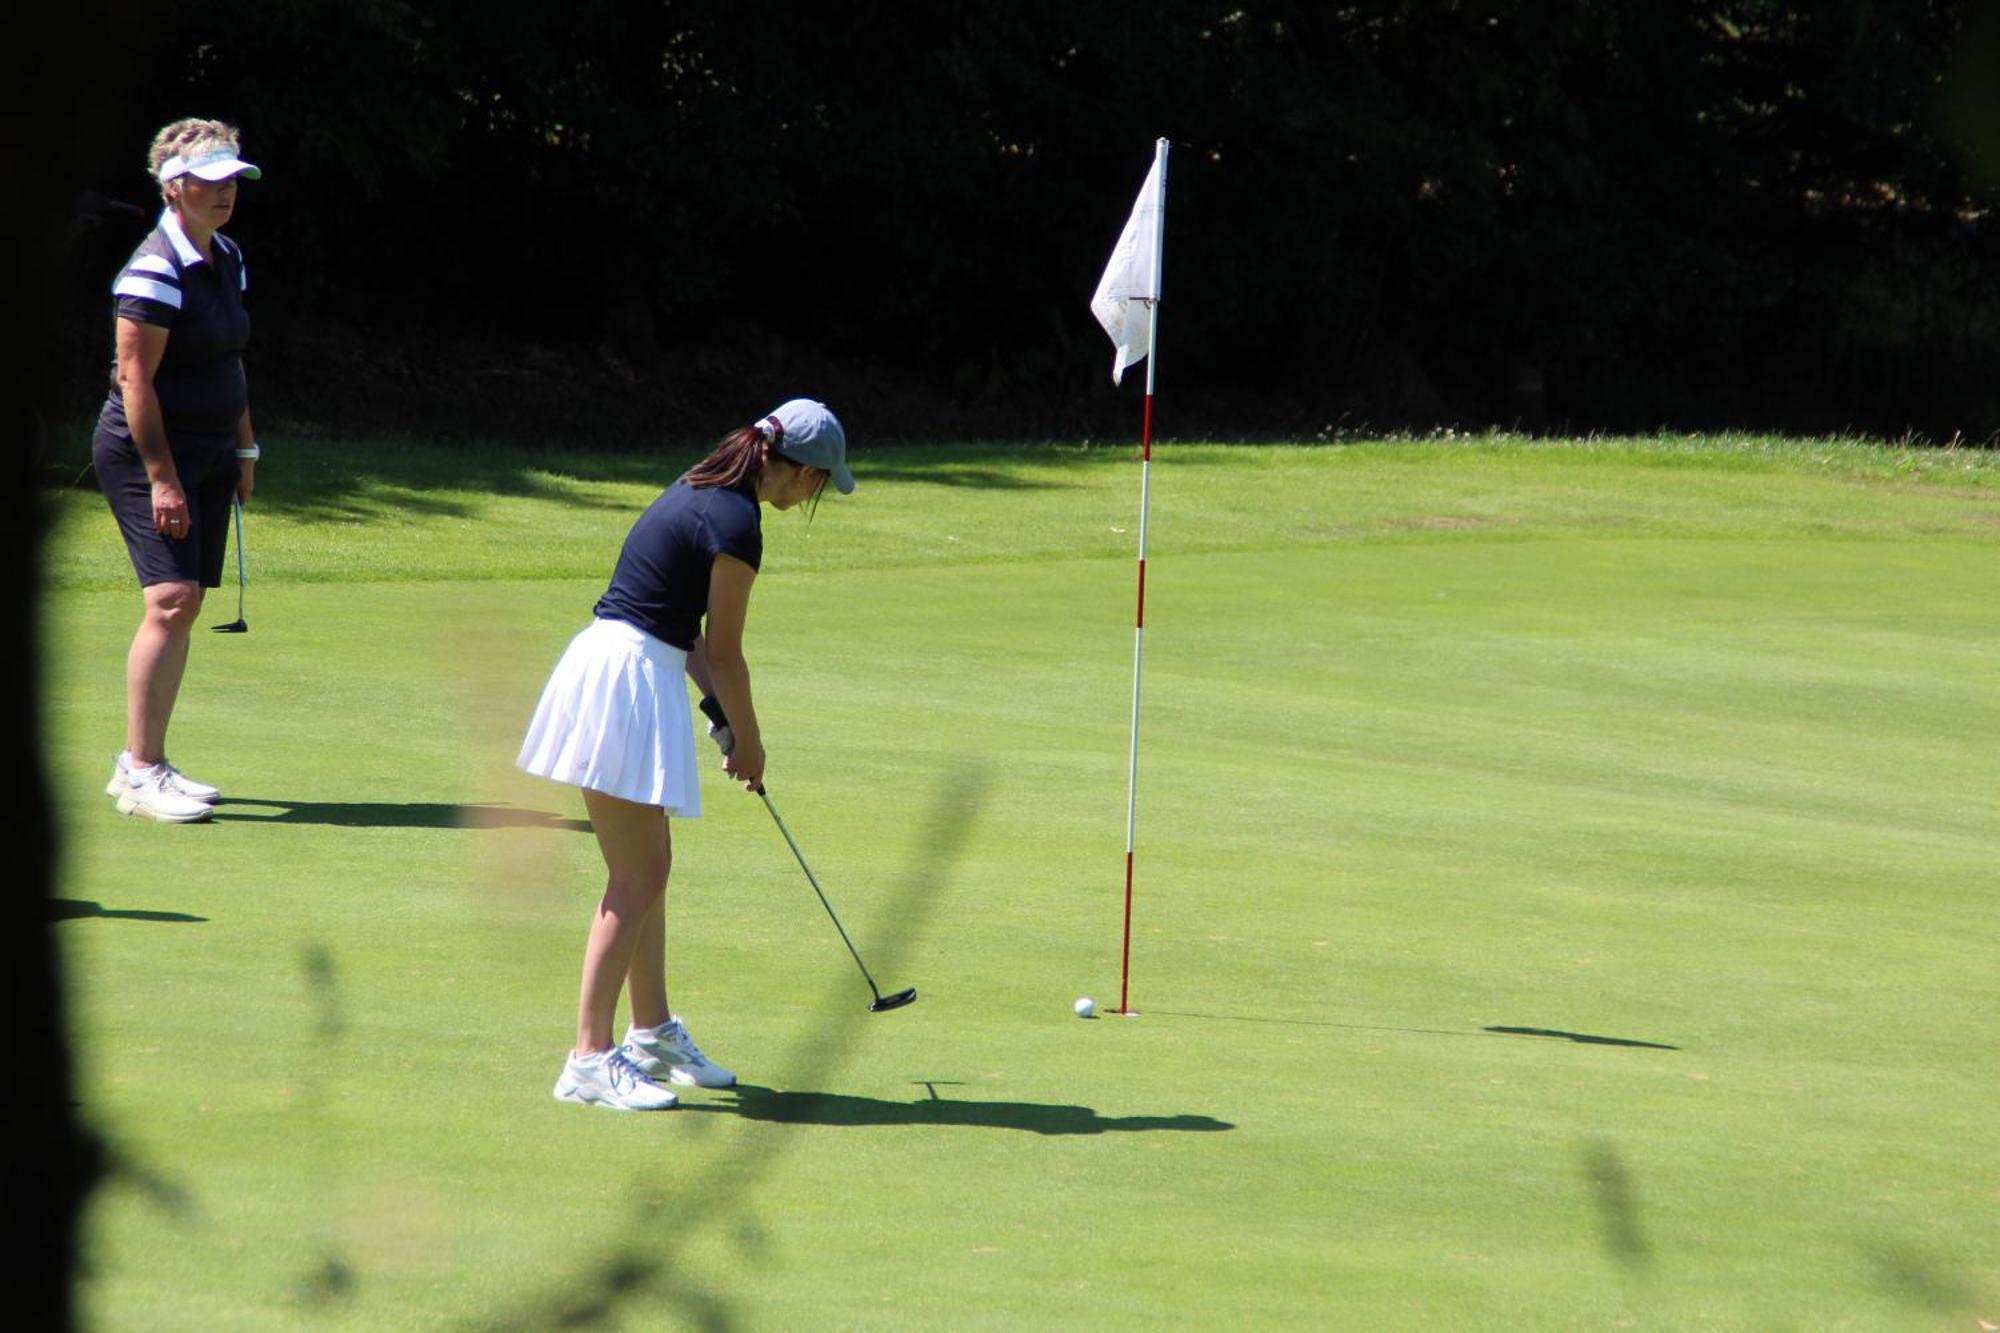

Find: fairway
<box><xmin>40</xmin><ymin>435</ymin><xmax>2000</xmax><ymax>1329</ymax></box>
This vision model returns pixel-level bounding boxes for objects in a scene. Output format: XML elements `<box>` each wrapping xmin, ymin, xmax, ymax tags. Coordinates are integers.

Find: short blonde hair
<box><xmin>147</xmin><ymin>118</ymin><xmax>246</xmax><ymax>200</ymax></box>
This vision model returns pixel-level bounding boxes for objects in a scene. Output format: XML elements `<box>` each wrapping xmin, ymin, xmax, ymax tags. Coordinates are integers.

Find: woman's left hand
<box><xmin>723</xmin><ymin>737</ymin><xmax>766</xmax><ymax>790</ymax></box>
<box><xmin>236</xmin><ymin>460</ymin><xmax>255</xmax><ymax>505</ymax></box>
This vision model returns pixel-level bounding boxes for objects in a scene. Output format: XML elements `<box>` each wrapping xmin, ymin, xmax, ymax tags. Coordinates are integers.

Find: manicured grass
<box><xmin>41</xmin><ymin>433</ymin><xmax>2000</xmax><ymax>1329</ymax></box>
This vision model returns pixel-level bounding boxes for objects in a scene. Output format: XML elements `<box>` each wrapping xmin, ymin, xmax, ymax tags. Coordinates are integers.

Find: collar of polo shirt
<box><xmin>157</xmin><ymin>208</ymin><xmax>208</xmax><ymax>267</ymax></box>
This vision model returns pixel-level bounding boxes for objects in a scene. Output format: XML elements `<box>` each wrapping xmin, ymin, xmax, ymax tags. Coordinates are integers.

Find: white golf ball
<box><xmin>1074</xmin><ymin>996</ymin><xmax>1096</xmax><ymax>1018</ymax></box>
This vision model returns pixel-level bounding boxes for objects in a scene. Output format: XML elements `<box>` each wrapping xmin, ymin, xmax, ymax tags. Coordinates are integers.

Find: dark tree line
<box><xmin>55</xmin><ymin>1</ymin><xmax>2000</xmax><ymax>442</ymax></box>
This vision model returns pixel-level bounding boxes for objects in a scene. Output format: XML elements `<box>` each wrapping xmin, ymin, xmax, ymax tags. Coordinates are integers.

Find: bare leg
<box><xmin>626</xmin><ymin>857</ymin><xmax>671</xmax><ymax>1031</ymax></box>
<box><xmin>574</xmin><ymin>787</ymin><xmax>670</xmax><ymax>1055</ymax></box>
<box><xmin>125</xmin><ymin>581</ymin><xmax>204</xmax><ymax>765</ymax></box>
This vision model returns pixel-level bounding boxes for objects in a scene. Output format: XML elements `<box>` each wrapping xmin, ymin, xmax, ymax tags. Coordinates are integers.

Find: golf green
<box><xmin>42</xmin><ymin>436</ymin><xmax>2000</xmax><ymax>1328</ymax></box>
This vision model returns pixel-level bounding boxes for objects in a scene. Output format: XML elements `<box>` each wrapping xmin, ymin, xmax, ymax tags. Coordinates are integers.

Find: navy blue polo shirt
<box><xmin>99</xmin><ymin>210</ymin><xmax>251</xmax><ymax>443</ymax></box>
<box><xmin>595</xmin><ymin>478</ymin><xmax>763</xmax><ymax>650</ymax></box>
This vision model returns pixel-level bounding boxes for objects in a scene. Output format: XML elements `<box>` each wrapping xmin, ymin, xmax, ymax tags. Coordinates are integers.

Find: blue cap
<box><xmin>760</xmin><ymin>399</ymin><xmax>854</xmax><ymax>495</ymax></box>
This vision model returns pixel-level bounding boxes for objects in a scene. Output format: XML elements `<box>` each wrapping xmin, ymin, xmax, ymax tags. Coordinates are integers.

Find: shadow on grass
<box><xmin>208</xmin><ymin>798</ymin><xmax>589</xmax><ymax>833</ymax></box>
<box><xmin>1864</xmin><ymin>1242</ymin><xmax>1989</xmax><ymax>1316</ymax></box>
<box><xmin>52</xmin><ymin>436</ymin><xmax>1116</xmax><ymax>525</ymax></box>
<box><xmin>484</xmin><ymin>762</ymin><xmax>996</xmax><ymax>1330</ymax></box>
<box><xmin>98</xmin><ymin>1142</ymin><xmax>194</xmax><ymax>1215</ymax></box>
<box><xmin>49</xmin><ymin>899</ymin><xmax>207</xmax><ymax>924</ymax></box>
<box><xmin>684</xmin><ymin>1083</ymin><xmax>1234</xmax><ymax>1136</ymax></box>
<box><xmin>843</xmin><ymin>462</ymin><xmax>1084</xmax><ymax>491</ymax></box>
<box><xmin>1582</xmin><ymin>1137</ymin><xmax>1652</xmax><ymax>1274</ymax></box>
<box><xmin>294</xmin><ymin>944</ymin><xmax>357</xmax><ymax>1311</ymax></box>
<box><xmin>1144</xmin><ymin>1010</ymin><xmax>1679</xmax><ymax>1050</ymax></box>
<box><xmin>1485</xmin><ymin>1026</ymin><xmax>1679</xmax><ymax>1050</ymax></box>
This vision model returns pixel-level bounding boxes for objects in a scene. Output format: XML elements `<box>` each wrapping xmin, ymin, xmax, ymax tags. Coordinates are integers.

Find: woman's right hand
<box><xmin>723</xmin><ymin>736</ymin><xmax>766</xmax><ymax>790</ymax></box>
<box><xmin>151</xmin><ymin>478</ymin><xmax>191</xmax><ymax>539</ymax></box>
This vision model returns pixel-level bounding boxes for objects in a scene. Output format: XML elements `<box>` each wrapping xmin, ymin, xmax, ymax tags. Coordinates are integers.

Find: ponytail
<box><xmin>682</xmin><ymin>419</ymin><xmax>828</xmax><ymax>519</ymax></box>
<box><xmin>682</xmin><ymin>427</ymin><xmax>766</xmax><ymax>490</ymax></box>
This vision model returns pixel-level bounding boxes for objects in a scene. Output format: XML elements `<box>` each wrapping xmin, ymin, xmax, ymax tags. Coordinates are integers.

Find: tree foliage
<box><xmin>69</xmin><ymin>0</ymin><xmax>2000</xmax><ymax>439</ymax></box>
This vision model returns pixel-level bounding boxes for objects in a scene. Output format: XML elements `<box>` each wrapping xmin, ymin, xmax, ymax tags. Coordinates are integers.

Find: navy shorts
<box><xmin>93</xmin><ymin>428</ymin><xmax>242</xmax><ymax>589</ymax></box>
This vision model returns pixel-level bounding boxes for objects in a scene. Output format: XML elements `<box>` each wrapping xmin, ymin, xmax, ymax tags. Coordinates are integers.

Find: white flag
<box><xmin>1090</xmin><ymin>152</ymin><xmax>1166</xmax><ymax>385</ymax></box>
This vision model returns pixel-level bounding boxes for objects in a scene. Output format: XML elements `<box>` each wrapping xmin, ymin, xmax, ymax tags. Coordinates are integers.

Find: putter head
<box><xmin>869</xmin><ymin>987</ymin><xmax>918</xmax><ymax>1013</ymax></box>
<box><xmin>212</xmin><ymin>619</ymin><xmax>248</xmax><ymax>634</ymax></box>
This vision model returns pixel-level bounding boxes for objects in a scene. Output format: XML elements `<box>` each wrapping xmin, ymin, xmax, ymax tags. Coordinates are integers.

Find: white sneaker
<box><xmin>553</xmin><ymin>1046</ymin><xmax>678</xmax><ymax>1110</ymax></box>
<box><xmin>115</xmin><ymin>764</ymin><xmax>214</xmax><ymax>824</ymax></box>
<box><xmin>623</xmin><ymin>1016</ymin><xmax>736</xmax><ymax>1088</ymax></box>
<box><xmin>107</xmin><ymin>753</ymin><xmax>220</xmax><ymax>803</ymax></box>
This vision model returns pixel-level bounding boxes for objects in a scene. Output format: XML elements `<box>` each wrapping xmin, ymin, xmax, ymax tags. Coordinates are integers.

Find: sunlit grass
<box><xmin>43</xmin><ymin>432</ymin><xmax>2000</xmax><ymax>1330</ymax></box>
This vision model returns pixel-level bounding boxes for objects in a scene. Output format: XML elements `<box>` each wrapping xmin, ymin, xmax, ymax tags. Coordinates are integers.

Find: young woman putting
<box><xmin>517</xmin><ymin>399</ymin><xmax>854</xmax><ymax>1110</ymax></box>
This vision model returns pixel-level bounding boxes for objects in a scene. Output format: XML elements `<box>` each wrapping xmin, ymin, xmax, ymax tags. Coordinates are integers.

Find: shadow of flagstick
<box><xmin>478</xmin><ymin>761</ymin><xmax>992</xmax><ymax>1331</ymax></box>
<box><xmin>1142</xmin><ymin>1011</ymin><xmax>1682</xmax><ymax>1051</ymax></box>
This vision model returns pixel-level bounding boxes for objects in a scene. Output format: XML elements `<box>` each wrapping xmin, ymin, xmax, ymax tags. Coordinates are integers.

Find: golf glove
<box><xmin>698</xmin><ymin>695</ymin><xmax>734</xmax><ymax>756</ymax></box>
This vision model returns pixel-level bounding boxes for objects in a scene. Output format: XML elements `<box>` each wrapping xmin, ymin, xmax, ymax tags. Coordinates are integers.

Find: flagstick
<box><xmin>1118</xmin><ymin>137</ymin><xmax>1169</xmax><ymax>1017</ymax></box>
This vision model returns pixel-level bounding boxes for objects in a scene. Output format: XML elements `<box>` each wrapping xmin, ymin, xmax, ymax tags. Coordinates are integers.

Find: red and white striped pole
<box><xmin>1118</xmin><ymin>137</ymin><xmax>1169</xmax><ymax>1017</ymax></box>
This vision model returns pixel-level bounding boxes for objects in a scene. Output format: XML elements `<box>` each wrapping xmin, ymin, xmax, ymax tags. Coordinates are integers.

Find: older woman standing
<box><xmin>93</xmin><ymin>119</ymin><xmax>263</xmax><ymax>823</ymax></box>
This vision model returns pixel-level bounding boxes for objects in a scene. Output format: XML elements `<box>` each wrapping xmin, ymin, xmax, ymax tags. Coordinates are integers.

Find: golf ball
<box><xmin>1074</xmin><ymin>996</ymin><xmax>1096</xmax><ymax>1018</ymax></box>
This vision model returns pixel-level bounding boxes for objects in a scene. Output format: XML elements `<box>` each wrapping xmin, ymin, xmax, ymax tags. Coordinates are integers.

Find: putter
<box><xmin>212</xmin><ymin>501</ymin><xmax>248</xmax><ymax>633</ymax></box>
<box><xmin>755</xmin><ymin>784</ymin><xmax>916</xmax><ymax>1013</ymax></box>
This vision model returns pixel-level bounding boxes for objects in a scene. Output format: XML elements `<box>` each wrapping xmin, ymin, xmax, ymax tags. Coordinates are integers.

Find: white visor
<box><xmin>160</xmin><ymin>146</ymin><xmax>262</xmax><ymax>183</ymax></box>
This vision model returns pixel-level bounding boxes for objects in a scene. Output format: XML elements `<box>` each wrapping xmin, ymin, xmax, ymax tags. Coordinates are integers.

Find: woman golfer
<box><xmin>93</xmin><ymin>118</ymin><xmax>263</xmax><ymax>823</ymax></box>
<box><xmin>519</xmin><ymin>399</ymin><xmax>855</xmax><ymax>1110</ymax></box>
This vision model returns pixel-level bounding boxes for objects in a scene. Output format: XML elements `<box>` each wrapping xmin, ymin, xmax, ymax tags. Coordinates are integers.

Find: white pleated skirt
<box><xmin>516</xmin><ymin>618</ymin><xmax>702</xmax><ymax>815</ymax></box>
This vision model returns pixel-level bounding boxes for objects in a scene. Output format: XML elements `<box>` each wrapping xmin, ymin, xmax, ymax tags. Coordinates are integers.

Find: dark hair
<box><xmin>786</xmin><ymin>457</ymin><xmax>831</xmax><ymax>519</ymax></box>
<box><xmin>682</xmin><ymin>427</ymin><xmax>767</xmax><ymax>490</ymax></box>
<box><xmin>683</xmin><ymin>425</ymin><xmax>829</xmax><ymax>518</ymax></box>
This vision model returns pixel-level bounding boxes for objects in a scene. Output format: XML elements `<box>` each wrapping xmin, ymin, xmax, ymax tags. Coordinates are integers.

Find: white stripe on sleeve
<box><xmin>130</xmin><ymin>254</ymin><xmax>178</xmax><ymax>278</ymax></box>
<box><xmin>113</xmin><ymin>276</ymin><xmax>183</xmax><ymax>307</ymax></box>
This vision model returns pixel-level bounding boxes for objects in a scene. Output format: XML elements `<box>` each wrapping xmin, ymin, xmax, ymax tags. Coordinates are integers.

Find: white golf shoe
<box><xmin>108</xmin><ymin>753</ymin><xmax>220</xmax><ymax>804</ymax></box>
<box><xmin>623</xmin><ymin>1016</ymin><xmax>736</xmax><ymax>1088</ymax></box>
<box><xmin>553</xmin><ymin>1046</ymin><xmax>678</xmax><ymax>1111</ymax></box>
<box><xmin>115</xmin><ymin>762</ymin><xmax>215</xmax><ymax>824</ymax></box>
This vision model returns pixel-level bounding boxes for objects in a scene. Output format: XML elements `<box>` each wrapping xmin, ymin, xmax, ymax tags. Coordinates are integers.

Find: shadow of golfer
<box><xmin>49</xmin><ymin>899</ymin><xmax>207</xmax><ymax>924</ymax></box>
<box><xmin>206</xmin><ymin>798</ymin><xmax>590</xmax><ymax>833</ymax></box>
<box><xmin>687</xmin><ymin>1083</ymin><xmax>1234</xmax><ymax>1136</ymax></box>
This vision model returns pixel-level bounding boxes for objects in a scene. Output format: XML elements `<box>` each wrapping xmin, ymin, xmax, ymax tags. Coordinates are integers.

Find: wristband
<box><xmin>698</xmin><ymin>696</ymin><xmax>730</xmax><ymax>730</ymax></box>
<box><xmin>236</xmin><ymin>443</ymin><xmax>261</xmax><ymax>460</ymax></box>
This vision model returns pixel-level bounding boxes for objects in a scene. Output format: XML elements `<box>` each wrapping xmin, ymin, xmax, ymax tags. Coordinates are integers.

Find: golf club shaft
<box><xmin>756</xmin><ymin>786</ymin><xmax>883</xmax><ymax>999</ymax></box>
